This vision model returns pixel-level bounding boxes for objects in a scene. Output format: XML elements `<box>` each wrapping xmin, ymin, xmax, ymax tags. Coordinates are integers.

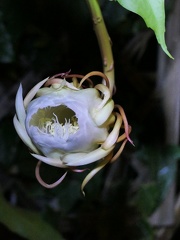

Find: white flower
<box><xmin>13</xmin><ymin>71</ymin><xmax>133</xmax><ymax>194</ymax></box>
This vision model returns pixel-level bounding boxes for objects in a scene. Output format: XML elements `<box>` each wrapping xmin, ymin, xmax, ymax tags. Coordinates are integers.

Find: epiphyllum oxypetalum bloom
<box><xmin>13</xmin><ymin>71</ymin><xmax>133</xmax><ymax>194</ymax></box>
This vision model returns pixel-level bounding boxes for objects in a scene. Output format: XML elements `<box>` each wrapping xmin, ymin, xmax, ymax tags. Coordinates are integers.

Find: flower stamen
<box><xmin>38</xmin><ymin>113</ymin><xmax>79</xmax><ymax>141</ymax></box>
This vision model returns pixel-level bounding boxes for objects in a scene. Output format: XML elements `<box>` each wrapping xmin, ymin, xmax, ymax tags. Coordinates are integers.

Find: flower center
<box><xmin>29</xmin><ymin>105</ymin><xmax>79</xmax><ymax>140</ymax></box>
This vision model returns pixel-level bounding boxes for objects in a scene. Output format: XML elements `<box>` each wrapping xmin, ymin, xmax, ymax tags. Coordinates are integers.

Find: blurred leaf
<box><xmin>137</xmin><ymin>218</ymin><xmax>154</xmax><ymax>240</ymax></box>
<box><xmin>57</xmin><ymin>180</ymin><xmax>82</xmax><ymax>213</ymax></box>
<box><xmin>0</xmin><ymin>192</ymin><xmax>64</xmax><ymax>240</ymax></box>
<box><xmin>0</xmin><ymin>119</ymin><xmax>18</xmax><ymax>167</ymax></box>
<box><xmin>134</xmin><ymin>146</ymin><xmax>180</xmax><ymax>217</ymax></box>
<box><xmin>0</xmin><ymin>11</ymin><xmax>14</xmax><ymax>63</ymax></box>
<box><xmin>135</xmin><ymin>183</ymin><xmax>161</xmax><ymax>217</ymax></box>
<box><xmin>100</xmin><ymin>0</ymin><xmax>129</xmax><ymax>30</ymax></box>
<box><xmin>143</xmin><ymin>146</ymin><xmax>179</xmax><ymax>198</ymax></box>
<box><xmin>117</xmin><ymin>0</ymin><xmax>173</xmax><ymax>58</ymax></box>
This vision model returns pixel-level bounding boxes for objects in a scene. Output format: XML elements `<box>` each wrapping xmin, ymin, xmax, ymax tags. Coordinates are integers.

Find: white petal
<box><xmin>81</xmin><ymin>157</ymin><xmax>110</xmax><ymax>195</ymax></box>
<box><xmin>15</xmin><ymin>84</ymin><xmax>26</xmax><ymax>125</ymax></box>
<box><xmin>63</xmin><ymin>146</ymin><xmax>114</xmax><ymax>166</ymax></box>
<box><xmin>93</xmin><ymin>100</ymin><xmax>114</xmax><ymax>126</ymax></box>
<box><xmin>24</xmin><ymin>78</ymin><xmax>49</xmax><ymax>107</ymax></box>
<box><xmin>31</xmin><ymin>153</ymin><xmax>68</xmax><ymax>168</ymax></box>
<box><xmin>102</xmin><ymin>113</ymin><xmax>122</xmax><ymax>150</ymax></box>
<box><xmin>95</xmin><ymin>84</ymin><xmax>111</xmax><ymax>109</ymax></box>
<box><xmin>13</xmin><ymin>115</ymin><xmax>39</xmax><ymax>154</ymax></box>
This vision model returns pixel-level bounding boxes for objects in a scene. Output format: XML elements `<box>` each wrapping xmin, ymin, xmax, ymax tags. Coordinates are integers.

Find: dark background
<box><xmin>0</xmin><ymin>0</ymin><xmax>179</xmax><ymax>239</ymax></box>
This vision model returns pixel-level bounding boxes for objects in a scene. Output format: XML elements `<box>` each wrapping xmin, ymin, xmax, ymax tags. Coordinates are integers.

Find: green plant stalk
<box><xmin>86</xmin><ymin>0</ymin><xmax>115</xmax><ymax>95</ymax></box>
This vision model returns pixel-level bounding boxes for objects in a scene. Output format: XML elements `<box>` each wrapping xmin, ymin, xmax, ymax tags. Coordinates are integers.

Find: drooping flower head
<box><xmin>13</xmin><ymin>71</ymin><xmax>133</xmax><ymax>194</ymax></box>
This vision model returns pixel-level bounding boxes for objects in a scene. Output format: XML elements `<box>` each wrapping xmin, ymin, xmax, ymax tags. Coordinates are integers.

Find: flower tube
<box><xmin>13</xmin><ymin>71</ymin><xmax>133</xmax><ymax>194</ymax></box>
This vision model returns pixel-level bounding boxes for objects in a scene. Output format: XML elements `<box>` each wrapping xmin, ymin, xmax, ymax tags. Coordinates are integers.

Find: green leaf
<box><xmin>0</xmin><ymin>192</ymin><xmax>64</xmax><ymax>240</ymax></box>
<box><xmin>117</xmin><ymin>0</ymin><xmax>173</xmax><ymax>58</ymax></box>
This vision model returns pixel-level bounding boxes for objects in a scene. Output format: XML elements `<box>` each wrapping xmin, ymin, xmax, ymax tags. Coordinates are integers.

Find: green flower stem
<box><xmin>86</xmin><ymin>0</ymin><xmax>115</xmax><ymax>95</ymax></box>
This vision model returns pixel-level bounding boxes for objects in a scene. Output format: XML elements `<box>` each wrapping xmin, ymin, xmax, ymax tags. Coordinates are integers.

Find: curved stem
<box><xmin>86</xmin><ymin>0</ymin><xmax>115</xmax><ymax>95</ymax></box>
